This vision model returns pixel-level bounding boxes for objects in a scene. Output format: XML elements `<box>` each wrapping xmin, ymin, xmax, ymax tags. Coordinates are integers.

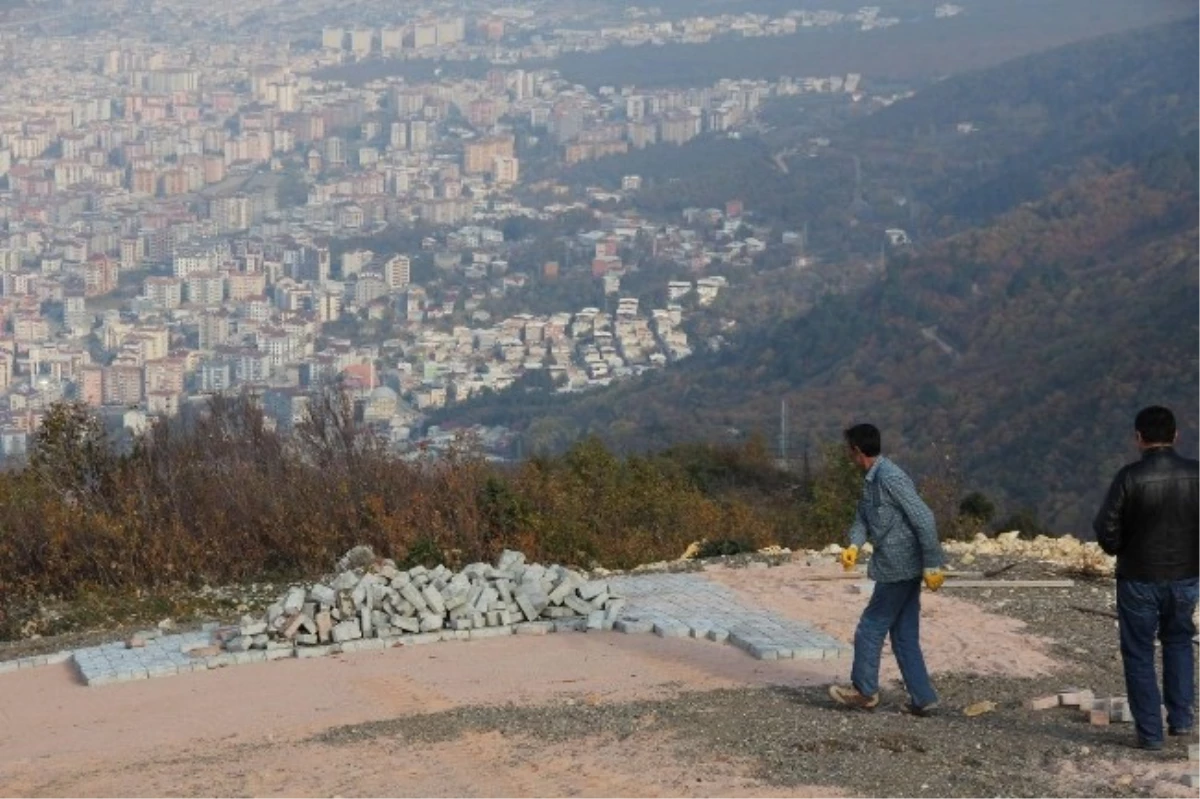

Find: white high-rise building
<box><xmin>322</xmin><ymin>27</ymin><xmax>345</xmax><ymax>50</ymax></box>
<box><xmin>436</xmin><ymin>17</ymin><xmax>465</xmax><ymax>45</ymax></box>
<box><xmin>412</xmin><ymin>22</ymin><xmax>438</xmax><ymax>48</ymax></box>
<box><xmin>319</xmin><ymin>290</ymin><xmax>342</xmax><ymax>323</ymax></box>
<box><xmin>389</xmin><ymin>121</ymin><xmax>408</xmax><ymax>150</ymax></box>
<box><xmin>384</xmin><ymin>255</ymin><xmax>411</xmax><ymax>289</ymax></box>
<box><xmin>493</xmin><ymin>156</ymin><xmax>519</xmax><ymax>185</ymax></box>
<box><xmin>380</xmin><ymin>27</ymin><xmax>405</xmax><ymax>55</ymax></box>
<box><xmin>349</xmin><ymin>28</ymin><xmax>373</xmax><ymax>56</ymax></box>
<box><xmin>409</xmin><ymin>120</ymin><xmax>431</xmax><ymax>151</ymax></box>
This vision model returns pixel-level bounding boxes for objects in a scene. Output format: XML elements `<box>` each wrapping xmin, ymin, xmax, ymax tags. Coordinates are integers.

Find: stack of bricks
<box><xmin>218</xmin><ymin>549</ymin><xmax>624</xmax><ymax>656</ymax></box>
<box><xmin>1024</xmin><ymin>689</ymin><xmax>1135</xmax><ymax>727</ymax></box>
<box><xmin>1089</xmin><ymin>696</ymin><xmax>1132</xmax><ymax>724</ymax></box>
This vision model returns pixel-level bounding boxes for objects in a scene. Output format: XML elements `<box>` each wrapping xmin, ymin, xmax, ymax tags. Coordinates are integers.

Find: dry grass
<box><xmin>0</xmin><ymin>396</ymin><xmax>824</xmax><ymax>640</ymax></box>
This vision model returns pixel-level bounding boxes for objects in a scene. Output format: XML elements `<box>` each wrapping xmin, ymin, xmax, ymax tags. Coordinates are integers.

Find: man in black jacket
<box><xmin>1094</xmin><ymin>405</ymin><xmax>1199</xmax><ymax>750</ymax></box>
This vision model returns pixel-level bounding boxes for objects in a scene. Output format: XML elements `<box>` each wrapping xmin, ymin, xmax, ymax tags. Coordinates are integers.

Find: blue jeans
<box><xmin>851</xmin><ymin>578</ymin><xmax>937</xmax><ymax>707</ymax></box>
<box><xmin>1117</xmin><ymin>576</ymin><xmax>1199</xmax><ymax>743</ymax></box>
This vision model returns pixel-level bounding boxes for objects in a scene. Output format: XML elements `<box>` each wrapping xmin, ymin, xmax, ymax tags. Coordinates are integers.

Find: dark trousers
<box><xmin>1117</xmin><ymin>576</ymin><xmax>1199</xmax><ymax>743</ymax></box>
<box><xmin>851</xmin><ymin>578</ymin><xmax>937</xmax><ymax>707</ymax></box>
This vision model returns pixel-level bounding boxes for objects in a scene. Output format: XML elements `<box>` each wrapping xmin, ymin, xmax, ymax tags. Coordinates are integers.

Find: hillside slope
<box><xmin>852</xmin><ymin>15</ymin><xmax>1199</xmax><ymax>227</ymax></box>
<box><xmin>430</xmin><ymin>20</ymin><xmax>1200</xmax><ymax>533</ymax></box>
<box><xmin>438</xmin><ymin>162</ymin><xmax>1198</xmax><ymax>533</ymax></box>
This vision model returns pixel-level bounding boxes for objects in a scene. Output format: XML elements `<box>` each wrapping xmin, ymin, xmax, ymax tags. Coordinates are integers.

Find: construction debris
<box><xmin>219</xmin><ymin>549</ymin><xmax>625</xmax><ymax>653</ymax></box>
<box><xmin>1025</xmin><ymin>695</ymin><xmax>1059</xmax><ymax>711</ymax></box>
<box><xmin>963</xmin><ymin>700</ymin><xmax>997</xmax><ymax>717</ymax></box>
<box><xmin>1058</xmin><ymin>689</ymin><xmax>1094</xmax><ymax>708</ymax></box>
<box><xmin>1069</xmin><ymin>604</ymin><xmax>1118</xmax><ymax>620</ymax></box>
<box><xmin>1023</xmin><ymin>689</ymin><xmax>1139</xmax><ymax>726</ymax></box>
<box><xmin>1091</xmin><ymin>696</ymin><xmax>1132</xmax><ymax>723</ymax></box>
<box><xmin>943</xmin><ymin>533</ymin><xmax>1114</xmax><ymax>576</ymax></box>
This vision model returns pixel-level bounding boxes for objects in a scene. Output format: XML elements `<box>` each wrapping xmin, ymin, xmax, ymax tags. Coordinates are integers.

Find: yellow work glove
<box><xmin>923</xmin><ymin>568</ymin><xmax>945</xmax><ymax>592</ymax></box>
<box><xmin>840</xmin><ymin>545</ymin><xmax>858</xmax><ymax>571</ymax></box>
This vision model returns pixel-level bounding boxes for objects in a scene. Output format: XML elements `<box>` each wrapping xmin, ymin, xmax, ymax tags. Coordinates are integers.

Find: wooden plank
<box><xmin>799</xmin><ymin>572</ymin><xmax>866</xmax><ymax>582</ymax></box>
<box><xmin>942</xmin><ymin>579</ymin><xmax>1074</xmax><ymax>589</ymax></box>
<box><xmin>802</xmin><ymin>570</ymin><xmax>985</xmax><ymax>583</ymax></box>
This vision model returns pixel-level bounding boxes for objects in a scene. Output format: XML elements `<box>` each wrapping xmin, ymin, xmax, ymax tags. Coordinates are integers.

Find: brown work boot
<box><xmin>828</xmin><ymin>684</ymin><xmax>880</xmax><ymax>710</ymax></box>
<box><xmin>901</xmin><ymin>701</ymin><xmax>939</xmax><ymax>718</ymax></box>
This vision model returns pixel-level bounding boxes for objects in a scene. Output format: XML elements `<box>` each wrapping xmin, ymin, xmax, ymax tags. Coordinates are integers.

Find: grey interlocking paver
<box><xmin>609</xmin><ymin>572</ymin><xmax>851</xmax><ymax>661</ymax></box>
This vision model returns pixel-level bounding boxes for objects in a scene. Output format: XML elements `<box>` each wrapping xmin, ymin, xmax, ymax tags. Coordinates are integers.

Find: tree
<box><xmin>29</xmin><ymin>401</ymin><xmax>117</xmax><ymax>512</ymax></box>
<box><xmin>799</xmin><ymin>442</ymin><xmax>861</xmax><ymax>544</ymax></box>
<box><xmin>994</xmin><ymin>508</ymin><xmax>1045</xmax><ymax>538</ymax></box>
<box><xmin>958</xmin><ymin>491</ymin><xmax>996</xmax><ymax>525</ymax></box>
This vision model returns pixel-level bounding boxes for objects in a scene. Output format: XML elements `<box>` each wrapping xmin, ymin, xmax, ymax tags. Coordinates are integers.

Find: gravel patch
<box><xmin>939</xmin><ymin>554</ymin><xmax>1125</xmax><ymax>673</ymax></box>
<box><xmin>314</xmin><ymin>678</ymin><xmax>1193</xmax><ymax>798</ymax></box>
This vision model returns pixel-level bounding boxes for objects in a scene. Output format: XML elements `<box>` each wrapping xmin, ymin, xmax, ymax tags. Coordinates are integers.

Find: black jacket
<box><xmin>1094</xmin><ymin>447</ymin><xmax>1199</xmax><ymax>581</ymax></box>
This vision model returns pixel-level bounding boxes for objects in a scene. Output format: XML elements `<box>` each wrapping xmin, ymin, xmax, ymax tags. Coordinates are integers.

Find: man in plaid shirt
<box><xmin>828</xmin><ymin>423</ymin><xmax>947</xmax><ymax>715</ymax></box>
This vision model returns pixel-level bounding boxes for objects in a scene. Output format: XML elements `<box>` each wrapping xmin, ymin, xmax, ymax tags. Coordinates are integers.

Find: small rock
<box><xmin>331</xmin><ymin>620</ymin><xmax>362</xmax><ymax>643</ymax></box>
<box><xmin>963</xmin><ymin>700</ymin><xmax>997</xmax><ymax>717</ymax></box>
<box><xmin>225</xmin><ymin>636</ymin><xmax>251</xmax><ymax>653</ymax></box>
<box><xmin>337</xmin><ymin>545</ymin><xmax>376</xmax><ymax>572</ymax></box>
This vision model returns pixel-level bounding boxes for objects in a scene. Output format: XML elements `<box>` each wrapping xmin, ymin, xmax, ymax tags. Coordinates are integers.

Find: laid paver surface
<box><xmin>609</xmin><ymin>573</ymin><xmax>850</xmax><ymax>660</ymax></box>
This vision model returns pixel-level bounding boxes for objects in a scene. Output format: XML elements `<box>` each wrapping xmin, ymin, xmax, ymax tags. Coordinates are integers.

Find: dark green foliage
<box><xmin>959</xmin><ymin>492</ymin><xmax>997</xmax><ymax>524</ymax></box>
<box><xmin>399</xmin><ymin>537</ymin><xmax>445</xmax><ymax>571</ymax></box>
<box><xmin>696</xmin><ymin>539</ymin><xmax>755</xmax><ymax>558</ymax></box>
<box><xmin>994</xmin><ymin>509</ymin><xmax>1047</xmax><ymax>539</ymax></box>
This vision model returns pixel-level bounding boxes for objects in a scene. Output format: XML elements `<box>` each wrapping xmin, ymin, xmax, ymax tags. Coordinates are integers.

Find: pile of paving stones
<box><xmin>57</xmin><ymin>547</ymin><xmax>850</xmax><ymax>685</ymax></box>
<box><xmin>218</xmin><ymin>549</ymin><xmax>626</xmax><ymax>654</ymax></box>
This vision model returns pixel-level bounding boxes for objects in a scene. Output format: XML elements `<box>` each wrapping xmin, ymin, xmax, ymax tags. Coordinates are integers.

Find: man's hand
<box><xmin>923</xmin><ymin>568</ymin><xmax>945</xmax><ymax>592</ymax></box>
<box><xmin>840</xmin><ymin>545</ymin><xmax>859</xmax><ymax>571</ymax></box>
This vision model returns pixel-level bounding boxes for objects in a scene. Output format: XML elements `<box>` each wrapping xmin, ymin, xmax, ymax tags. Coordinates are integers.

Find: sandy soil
<box><xmin>5</xmin><ymin>728</ymin><xmax>840</xmax><ymax>799</ymax></box>
<box><xmin>0</xmin><ymin>560</ymin><xmax>1070</xmax><ymax>797</ymax></box>
<box><xmin>703</xmin><ymin>560</ymin><xmax>1063</xmax><ymax>679</ymax></box>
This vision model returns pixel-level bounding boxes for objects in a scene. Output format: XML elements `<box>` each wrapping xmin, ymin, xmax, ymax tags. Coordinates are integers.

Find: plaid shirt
<box><xmin>848</xmin><ymin>456</ymin><xmax>945</xmax><ymax>583</ymax></box>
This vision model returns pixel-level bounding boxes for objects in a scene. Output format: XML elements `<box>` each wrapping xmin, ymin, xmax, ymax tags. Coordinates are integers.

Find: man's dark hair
<box><xmin>1135</xmin><ymin>405</ymin><xmax>1176</xmax><ymax>445</ymax></box>
<box><xmin>844</xmin><ymin>423</ymin><xmax>882</xmax><ymax>457</ymax></box>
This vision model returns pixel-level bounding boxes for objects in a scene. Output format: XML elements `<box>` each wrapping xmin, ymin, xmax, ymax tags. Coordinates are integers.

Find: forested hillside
<box><xmin>852</xmin><ymin>16</ymin><xmax>1200</xmax><ymax>230</ymax></box>
<box><xmin>558</xmin><ymin>17</ymin><xmax>1198</xmax><ymax>258</ymax></box>
<box><xmin>438</xmin><ymin>161</ymin><xmax>1198</xmax><ymax>533</ymax></box>
<box><xmin>430</xmin><ymin>19</ymin><xmax>1200</xmax><ymax>534</ymax></box>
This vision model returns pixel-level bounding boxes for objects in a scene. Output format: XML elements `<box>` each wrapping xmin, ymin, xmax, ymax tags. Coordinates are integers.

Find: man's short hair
<box><xmin>844</xmin><ymin>423</ymin><xmax>881</xmax><ymax>457</ymax></box>
<box><xmin>1135</xmin><ymin>405</ymin><xmax>1176</xmax><ymax>445</ymax></box>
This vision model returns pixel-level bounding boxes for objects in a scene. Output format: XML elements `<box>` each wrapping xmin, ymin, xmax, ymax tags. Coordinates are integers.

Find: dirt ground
<box><xmin>0</xmin><ymin>559</ymin><xmax>1194</xmax><ymax>798</ymax></box>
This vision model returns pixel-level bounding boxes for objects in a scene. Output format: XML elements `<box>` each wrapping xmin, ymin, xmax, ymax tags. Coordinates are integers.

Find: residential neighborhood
<box><xmin>0</xmin><ymin>0</ymin><xmax>947</xmax><ymax>458</ymax></box>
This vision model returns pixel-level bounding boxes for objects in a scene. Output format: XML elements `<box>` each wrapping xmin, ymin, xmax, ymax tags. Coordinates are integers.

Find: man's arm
<box><xmin>1093</xmin><ymin>470</ymin><xmax>1128</xmax><ymax>555</ymax></box>
<box><xmin>848</xmin><ymin>501</ymin><xmax>868</xmax><ymax>549</ymax></box>
<box><xmin>883</xmin><ymin>472</ymin><xmax>945</xmax><ymax>569</ymax></box>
